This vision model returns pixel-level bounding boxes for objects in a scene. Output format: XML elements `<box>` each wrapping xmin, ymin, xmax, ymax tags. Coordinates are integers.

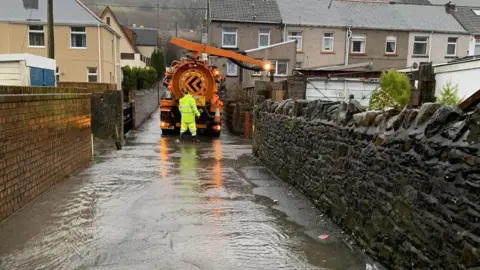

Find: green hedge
<box><xmin>122</xmin><ymin>66</ymin><xmax>158</xmax><ymax>92</ymax></box>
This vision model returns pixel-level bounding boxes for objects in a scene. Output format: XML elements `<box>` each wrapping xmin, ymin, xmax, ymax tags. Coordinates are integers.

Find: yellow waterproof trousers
<box><xmin>180</xmin><ymin>121</ymin><xmax>197</xmax><ymax>136</ymax></box>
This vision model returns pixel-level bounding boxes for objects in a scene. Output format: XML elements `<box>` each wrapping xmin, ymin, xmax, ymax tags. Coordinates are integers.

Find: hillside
<box><xmin>79</xmin><ymin>0</ymin><xmax>207</xmax><ymax>29</ymax></box>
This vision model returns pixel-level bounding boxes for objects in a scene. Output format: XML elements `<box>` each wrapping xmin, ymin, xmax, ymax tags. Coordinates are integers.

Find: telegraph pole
<box><xmin>47</xmin><ymin>0</ymin><xmax>54</xmax><ymax>59</ymax></box>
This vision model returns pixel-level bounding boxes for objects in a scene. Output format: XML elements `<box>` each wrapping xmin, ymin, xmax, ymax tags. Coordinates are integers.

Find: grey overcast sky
<box><xmin>429</xmin><ymin>0</ymin><xmax>480</xmax><ymax>6</ymax></box>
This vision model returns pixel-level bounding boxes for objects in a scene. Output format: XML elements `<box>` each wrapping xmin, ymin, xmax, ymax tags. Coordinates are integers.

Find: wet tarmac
<box><xmin>0</xmin><ymin>111</ymin><xmax>384</xmax><ymax>270</ymax></box>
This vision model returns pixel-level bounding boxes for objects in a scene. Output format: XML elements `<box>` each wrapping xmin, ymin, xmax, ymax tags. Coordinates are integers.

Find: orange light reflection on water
<box><xmin>159</xmin><ymin>138</ymin><xmax>168</xmax><ymax>178</ymax></box>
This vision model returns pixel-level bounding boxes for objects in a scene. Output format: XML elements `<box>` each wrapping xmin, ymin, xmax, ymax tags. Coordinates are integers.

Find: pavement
<box><xmin>0</xmin><ymin>110</ymin><xmax>383</xmax><ymax>270</ymax></box>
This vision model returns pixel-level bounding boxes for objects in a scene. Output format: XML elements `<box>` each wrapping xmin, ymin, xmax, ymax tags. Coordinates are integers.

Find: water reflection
<box><xmin>159</xmin><ymin>137</ymin><xmax>169</xmax><ymax>178</ymax></box>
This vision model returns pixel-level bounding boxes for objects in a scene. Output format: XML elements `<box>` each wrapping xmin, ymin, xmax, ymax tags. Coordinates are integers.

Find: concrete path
<box><xmin>0</xmin><ymin>111</ymin><xmax>383</xmax><ymax>270</ymax></box>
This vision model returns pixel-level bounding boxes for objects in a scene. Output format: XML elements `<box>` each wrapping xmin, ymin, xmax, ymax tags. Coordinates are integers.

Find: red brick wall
<box><xmin>0</xmin><ymin>86</ymin><xmax>92</xmax><ymax>221</ymax></box>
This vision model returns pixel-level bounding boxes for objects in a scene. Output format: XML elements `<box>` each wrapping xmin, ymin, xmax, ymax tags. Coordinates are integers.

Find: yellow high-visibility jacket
<box><xmin>179</xmin><ymin>94</ymin><xmax>200</xmax><ymax>123</ymax></box>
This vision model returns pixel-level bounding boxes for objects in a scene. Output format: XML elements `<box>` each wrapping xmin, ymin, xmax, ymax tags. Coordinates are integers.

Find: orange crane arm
<box><xmin>170</xmin><ymin>37</ymin><xmax>274</xmax><ymax>71</ymax></box>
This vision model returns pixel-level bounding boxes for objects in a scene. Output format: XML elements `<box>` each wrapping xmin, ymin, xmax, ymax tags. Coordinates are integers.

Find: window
<box><xmin>226</xmin><ymin>60</ymin><xmax>237</xmax><ymax>76</ymax></box>
<box><xmin>87</xmin><ymin>67</ymin><xmax>97</xmax><ymax>82</ymax></box>
<box><xmin>222</xmin><ymin>28</ymin><xmax>237</xmax><ymax>48</ymax></box>
<box><xmin>351</xmin><ymin>34</ymin><xmax>366</xmax><ymax>53</ymax></box>
<box><xmin>121</xmin><ymin>53</ymin><xmax>134</xmax><ymax>60</ymax></box>
<box><xmin>475</xmin><ymin>38</ymin><xmax>480</xmax><ymax>55</ymax></box>
<box><xmin>259</xmin><ymin>29</ymin><xmax>270</xmax><ymax>47</ymax></box>
<box><xmin>288</xmin><ymin>31</ymin><xmax>302</xmax><ymax>51</ymax></box>
<box><xmin>270</xmin><ymin>60</ymin><xmax>288</xmax><ymax>76</ymax></box>
<box><xmin>70</xmin><ymin>27</ymin><xmax>86</xmax><ymax>48</ymax></box>
<box><xmin>28</xmin><ymin>25</ymin><xmax>44</xmax><ymax>47</ymax></box>
<box><xmin>296</xmin><ymin>62</ymin><xmax>302</xmax><ymax>68</ymax></box>
<box><xmin>446</xmin><ymin>37</ymin><xmax>457</xmax><ymax>56</ymax></box>
<box><xmin>106</xmin><ymin>17</ymin><xmax>111</xmax><ymax>26</ymax></box>
<box><xmin>322</xmin><ymin>33</ymin><xmax>334</xmax><ymax>51</ymax></box>
<box><xmin>56</xmin><ymin>67</ymin><xmax>60</xmax><ymax>82</ymax></box>
<box><xmin>413</xmin><ymin>36</ymin><xmax>428</xmax><ymax>56</ymax></box>
<box><xmin>473</xmin><ymin>9</ymin><xmax>480</xmax><ymax>15</ymax></box>
<box><xmin>385</xmin><ymin>36</ymin><xmax>397</xmax><ymax>54</ymax></box>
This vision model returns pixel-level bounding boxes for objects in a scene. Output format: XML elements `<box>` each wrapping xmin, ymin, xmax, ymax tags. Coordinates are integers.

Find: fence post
<box><xmin>244</xmin><ymin>111</ymin><xmax>250</xmax><ymax>138</ymax></box>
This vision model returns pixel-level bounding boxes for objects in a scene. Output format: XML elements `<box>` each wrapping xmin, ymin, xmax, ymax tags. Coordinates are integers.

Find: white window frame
<box><xmin>70</xmin><ymin>26</ymin><xmax>87</xmax><ymax>49</ymax></box>
<box><xmin>56</xmin><ymin>66</ymin><xmax>60</xmax><ymax>82</ymax></box>
<box><xmin>275</xmin><ymin>60</ymin><xmax>288</xmax><ymax>76</ymax></box>
<box><xmin>252</xmin><ymin>60</ymin><xmax>288</xmax><ymax>76</ymax></box>
<box><xmin>446</xmin><ymin>37</ymin><xmax>458</xmax><ymax>56</ymax></box>
<box><xmin>28</xmin><ymin>25</ymin><xmax>45</xmax><ymax>47</ymax></box>
<box><xmin>226</xmin><ymin>60</ymin><xmax>238</xmax><ymax>76</ymax></box>
<box><xmin>288</xmin><ymin>31</ymin><xmax>303</xmax><ymax>51</ymax></box>
<box><xmin>222</xmin><ymin>28</ymin><xmax>237</xmax><ymax>48</ymax></box>
<box><xmin>322</xmin><ymin>32</ymin><xmax>334</xmax><ymax>51</ymax></box>
<box><xmin>385</xmin><ymin>36</ymin><xmax>397</xmax><ymax>54</ymax></box>
<box><xmin>350</xmin><ymin>34</ymin><xmax>366</xmax><ymax>53</ymax></box>
<box><xmin>87</xmin><ymin>67</ymin><xmax>98</xmax><ymax>82</ymax></box>
<box><xmin>413</xmin><ymin>36</ymin><xmax>429</xmax><ymax>56</ymax></box>
<box><xmin>258</xmin><ymin>28</ymin><xmax>270</xmax><ymax>48</ymax></box>
<box><xmin>475</xmin><ymin>37</ymin><xmax>480</xmax><ymax>55</ymax></box>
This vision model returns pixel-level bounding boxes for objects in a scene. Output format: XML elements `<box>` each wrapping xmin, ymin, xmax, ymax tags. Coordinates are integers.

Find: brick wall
<box><xmin>0</xmin><ymin>86</ymin><xmax>92</xmax><ymax>222</ymax></box>
<box><xmin>129</xmin><ymin>85</ymin><xmax>160</xmax><ymax>129</ymax></box>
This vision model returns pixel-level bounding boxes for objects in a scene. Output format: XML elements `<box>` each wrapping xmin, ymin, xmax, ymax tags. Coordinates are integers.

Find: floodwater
<box><xmin>0</xmin><ymin>111</ymin><xmax>383</xmax><ymax>270</ymax></box>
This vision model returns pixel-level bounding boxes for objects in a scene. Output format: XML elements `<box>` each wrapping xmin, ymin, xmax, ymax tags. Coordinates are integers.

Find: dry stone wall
<box><xmin>253</xmin><ymin>99</ymin><xmax>480</xmax><ymax>269</ymax></box>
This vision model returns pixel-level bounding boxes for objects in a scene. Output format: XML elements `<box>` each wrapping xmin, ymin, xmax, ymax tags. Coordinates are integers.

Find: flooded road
<box><xmin>0</xmin><ymin>111</ymin><xmax>383</xmax><ymax>270</ymax></box>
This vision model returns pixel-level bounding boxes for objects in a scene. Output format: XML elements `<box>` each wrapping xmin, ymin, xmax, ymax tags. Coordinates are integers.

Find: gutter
<box><xmin>97</xmin><ymin>24</ymin><xmax>102</xmax><ymax>82</ymax></box>
<box><xmin>428</xmin><ymin>30</ymin><xmax>433</xmax><ymax>62</ymax></box>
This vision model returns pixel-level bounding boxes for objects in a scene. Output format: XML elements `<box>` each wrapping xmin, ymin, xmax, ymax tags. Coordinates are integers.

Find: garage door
<box><xmin>306</xmin><ymin>79</ymin><xmax>378</xmax><ymax>107</ymax></box>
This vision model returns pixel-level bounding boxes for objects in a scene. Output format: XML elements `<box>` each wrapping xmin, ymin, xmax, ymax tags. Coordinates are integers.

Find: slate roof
<box><xmin>209</xmin><ymin>0</ymin><xmax>282</xmax><ymax>23</ymax></box>
<box><xmin>0</xmin><ymin>0</ymin><xmax>103</xmax><ymax>25</ymax></box>
<box><xmin>452</xmin><ymin>6</ymin><xmax>480</xmax><ymax>34</ymax></box>
<box><xmin>276</xmin><ymin>0</ymin><xmax>467</xmax><ymax>33</ymax></box>
<box><xmin>130</xmin><ymin>27</ymin><xmax>158</xmax><ymax>46</ymax></box>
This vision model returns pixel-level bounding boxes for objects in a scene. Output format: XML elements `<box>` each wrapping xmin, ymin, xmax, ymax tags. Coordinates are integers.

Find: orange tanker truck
<box><xmin>160</xmin><ymin>37</ymin><xmax>273</xmax><ymax>137</ymax></box>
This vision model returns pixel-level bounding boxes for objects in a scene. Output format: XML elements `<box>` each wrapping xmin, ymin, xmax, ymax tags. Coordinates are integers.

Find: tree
<box><xmin>179</xmin><ymin>0</ymin><xmax>205</xmax><ymax>29</ymax></box>
<box><xmin>369</xmin><ymin>69</ymin><xmax>411</xmax><ymax>110</ymax></box>
<box><xmin>437</xmin><ymin>80</ymin><xmax>462</xmax><ymax>106</ymax></box>
<box><xmin>151</xmin><ymin>50</ymin><xmax>166</xmax><ymax>80</ymax></box>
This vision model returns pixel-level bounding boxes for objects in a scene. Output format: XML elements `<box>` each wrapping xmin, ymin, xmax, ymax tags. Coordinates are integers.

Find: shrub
<box><xmin>122</xmin><ymin>65</ymin><xmax>158</xmax><ymax>91</ymax></box>
<box><xmin>151</xmin><ymin>50</ymin><xmax>166</xmax><ymax>80</ymax></box>
<box><xmin>437</xmin><ymin>80</ymin><xmax>462</xmax><ymax>106</ymax></box>
<box><xmin>369</xmin><ymin>69</ymin><xmax>411</xmax><ymax>110</ymax></box>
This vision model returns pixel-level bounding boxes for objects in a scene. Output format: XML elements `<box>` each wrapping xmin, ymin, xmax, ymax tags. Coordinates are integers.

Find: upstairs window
<box><xmin>106</xmin><ymin>17</ymin><xmax>111</xmax><ymax>26</ymax></box>
<box><xmin>222</xmin><ymin>28</ymin><xmax>237</xmax><ymax>48</ymax></box>
<box><xmin>259</xmin><ymin>29</ymin><xmax>270</xmax><ymax>47</ymax></box>
<box><xmin>413</xmin><ymin>36</ymin><xmax>428</xmax><ymax>56</ymax></box>
<box><xmin>351</xmin><ymin>34</ymin><xmax>366</xmax><ymax>53</ymax></box>
<box><xmin>28</xmin><ymin>25</ymin><xmax>44</xmax><ymax>47</ymax></box>
<box><xmin>446</xmin><ymin>37</ymin><xmax>457</xmax><ymax>56</ymax></box>
<box><xmin>288</xmin><ymin>31</ymin><xmax>302</xmax><ymax>51</ymax></box>
<box><xmin>71</xmin><ymin>27</ymin><xmax>86</xmax><ymax>48</ymax></box>
<box><xmin>323</xmin><ymin>33</ymin><xmax>334</xmax><ymax>51</ymax></box>
<box><xmin>385</xmin><ymin>36</ymin><xmax>397</xmax><ymax>54</ymax></box>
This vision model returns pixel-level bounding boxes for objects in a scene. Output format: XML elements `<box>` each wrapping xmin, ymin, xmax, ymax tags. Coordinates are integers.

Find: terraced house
<box><xmin>451</xmin><ymin>4</ymin><xmax>480</xmax><ymax>55</ymax></box>
<box><xmin>0</xmin><ymin>0</ymin><xmax>121</xmax><ymax>85</ymax></box>
<box><xmin>276</xmin><ymin>0</ymin><xmax>470</xmax><ymax>70</ymax></box>
<box><xmin>207</xmin><ymin>0</ymin><xmax>293</xmax><ymax>90</ymax></box>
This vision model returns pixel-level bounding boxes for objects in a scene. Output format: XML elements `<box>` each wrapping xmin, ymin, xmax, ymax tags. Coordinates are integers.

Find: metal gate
<box><xmin>124</xmin><ymin>103</ymin><xmax>133</xmax><ymax>134</ymax></box>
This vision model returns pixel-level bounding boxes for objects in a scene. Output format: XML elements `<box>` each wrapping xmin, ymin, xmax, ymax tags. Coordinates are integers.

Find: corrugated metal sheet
<box><xmin>306</xmin><ymin>78</ymin><xmax>379</xmax><ymax>107</ymax></box>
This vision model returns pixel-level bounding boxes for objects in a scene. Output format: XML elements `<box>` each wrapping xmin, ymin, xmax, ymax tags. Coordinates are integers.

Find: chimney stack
<box><xmin>445</xmin><ymin>1</ymin><xmax>456</xmax><ymax>13</ymax></box>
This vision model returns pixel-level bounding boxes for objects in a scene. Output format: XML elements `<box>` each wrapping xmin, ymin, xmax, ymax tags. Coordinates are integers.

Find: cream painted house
<box><xmin>100</xmin><ymin>7</ymin><xmax>147</xmax><ymax>68</ymax></box>
<box><xmin>0</xmin><ymin>0</ymin><xmax>121</xmax><ymax>86</ymax></box>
